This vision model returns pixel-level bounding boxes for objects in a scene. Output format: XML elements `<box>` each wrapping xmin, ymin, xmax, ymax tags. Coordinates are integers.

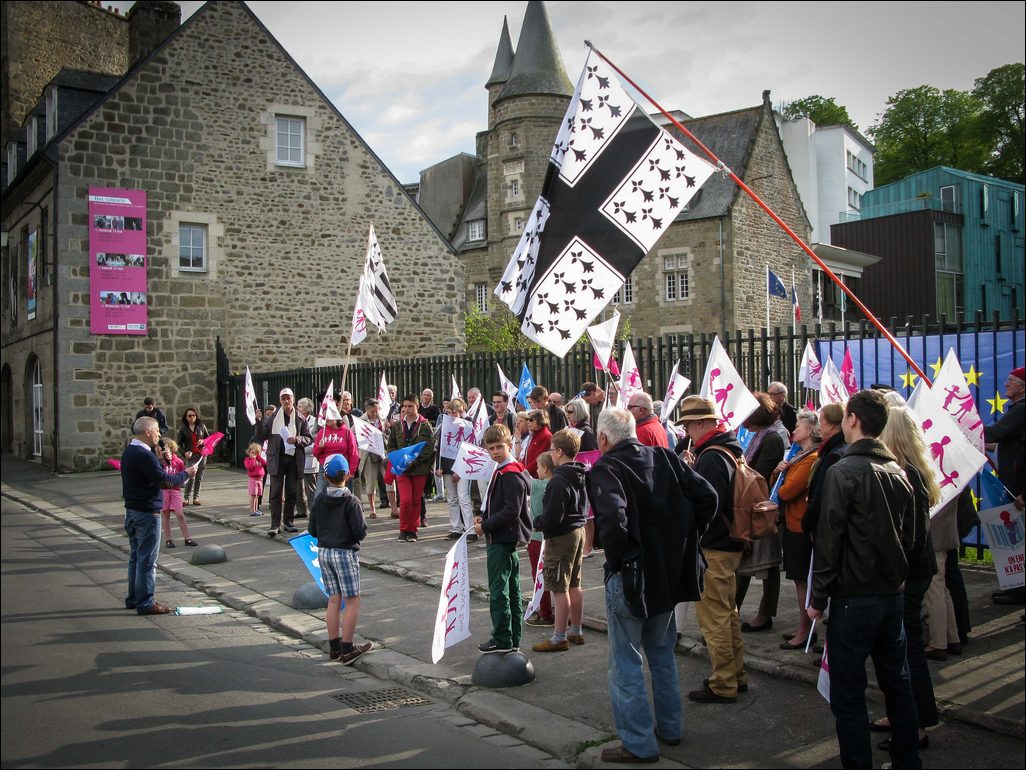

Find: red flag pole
<box><xmin>586</xmin><ymin>42</ymin><xmax>931</xmax><ymax>385</ymax></box>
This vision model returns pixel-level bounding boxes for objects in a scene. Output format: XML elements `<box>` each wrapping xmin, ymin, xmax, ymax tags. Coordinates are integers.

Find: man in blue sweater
<box><xmin>122</xmin><ymin>416</ymin><xmax>195</xmax><ymax>614</ymax></box>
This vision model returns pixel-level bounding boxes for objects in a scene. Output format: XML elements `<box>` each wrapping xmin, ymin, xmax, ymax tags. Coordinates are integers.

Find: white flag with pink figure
<box><xmin>523</xmin><ymin>540</ymin><xmax>547</xmax><ymax>621</ymax></box>
<box><xmin>819</xmin><ymin>357</ymin><xmax>849</xmax><ymax>406</ymax></box>
<box><xmin>432</xmin><ymin>532</ymin><xmax>472</xmax><ymax>663</ymax></box>
<box><xmin>376</xmin><ymin>372</ymin><xmax>392</xmax><ymax>420</ymax></box>
<box><xmin>440</xmin><ymin>415</ymin><xmax>474</xmax><ymax>461</ymax></box>
<box><xmin>496</xmin><ymin>364</ymin><xmax>519</xmax><ymax>406</ymax></box>
<box><xmin>465</xmin><ymin>396</ymin><xmax>490</xmax><ymax>445</ymax></box>
<box><xmin>586</xmin><ymin>310</ymin><xmax>620</xmax><ymax>375</ymax></box>
<box><xmin>350</xmin><ymin>303</ymin><xmax>368</xmax><ymax>347</ymax></box>
<box><xmin>799</xmin><ymin>341</ymin><xmax>823</xmax><ymax>389</ymax></box>
<box><xmin>317</xmin><ymin>379</ymin><xmax>335</xmax><ymax>426</ymax></box>
<box><xmin>452</xmin><ymin>442</ymin><xmax>496</xmax><ymax>480</ymax></box>
<box><xmin>660</xmin><ymin>360</ymin><xmax>691</xmax><ymax>423</ymax></box>
<box><xmin>909</xmin><ymin>385</ymin><xmax>986</xmax><ymax>515</ymax></box>
<box><xmin>618</xmin><ymin>340</ymin><xmax>643</xmax><ymax>403</ymax></box>
<box><xmin>352</xmin><ymin>417</ymin><xmax>385</xmax><ymax>458</ymax></box>
<box><xmin>698</xmin><ymin>336</ymin><xmax>758</xmax><ymax>432</ymax></box>
<box><xmin>932</xmin><ymin>349</ymin><xmax>985</xmax><ymax>453</ymax></box>
<box><xmin>840</xmin><ymin>348</ymin><xmax>859</xmax><ymax>396</ymax></box>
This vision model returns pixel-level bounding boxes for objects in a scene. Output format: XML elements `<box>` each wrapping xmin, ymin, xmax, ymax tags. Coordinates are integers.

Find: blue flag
<box><xmin>735</xmin><ymin>426</ymin><xmax>753</xmax><ymax>451</ymax></box>
<box><xmin>287</xmin><ymin>532</ymin><xmax>335</xmax><ymax>601</ymax></box>
<box><xmin>980</xmin><ymin>469</ymin><xmax>1013</xmax><ymax>508</ymax></box>
<box><xmin>769</xmin><ymin>442</ymin><xmax>802</xmax><ymax>504</ymax></box>
<box><xmin>517</xmin><ymin>363</ymin><xmax>536</xmax><ymax>409</ymax></box>
<box><xmin>767</xmin><ymin>269</ymin><xmax>788</xmax><ymax>299</ymax></box>
<box><xmin>388</xmin><ymin>441</ymin><xmax>427</xmax><ymax>476</ymax></box>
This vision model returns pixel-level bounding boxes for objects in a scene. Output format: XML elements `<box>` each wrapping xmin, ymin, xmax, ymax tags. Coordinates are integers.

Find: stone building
<box><xmin>417</xmin><ymin>1</ymin><xmax>811</xmax><ymax>344</ymax></box>
<box><xmin>1</xmin><ymin>1</ymin><xmax>464</xmax><ymax>470</ymax></box>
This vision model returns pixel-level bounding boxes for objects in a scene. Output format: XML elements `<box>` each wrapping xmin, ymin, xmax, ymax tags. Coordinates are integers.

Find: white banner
<box><xmin>978</xmin><ymin>504</ymin><xmax>1025</xmax><ymax>590</ymax></box>
<box><xmin>818</xmin><ymin>357</ymin><xmax>848</xmax><ymax>406</ymax></box>
<box><xmin>523</xmin><ymin>540</ymin><xmax>547</xmax><ymax>621</ymax></box>
<box><xmin>799</xmin><ymin>341</ymin><xmax>822</xmax><ymax>389</ymax></box>
<box><xmin>352</xmin><ymin>417</ymin><xmax>385</xmax><ymax>458</ymax></box>
<box><xmin>586</xmin><ymin>309</ymin><xmax>620</xmax><ymax>374</ymax></box>
<box><xmin>452</xmin><ymin>442</ymin><xmax>496</xmax><ymax>480</ymax></box>
<box><xmin>660</xmin><ymin>360</ymin><xmax>691</xmax><ymax>423</ymax></box>
<box><xmin>431</xmin><ymin>532</ymin><xmax>472</xmax><ymax>663</ymax></box>
<box><xmin>618</xmin><ymin>340</ymin><xmax>643</xmax><ymax>403</ymax></box>
<box><xmin>932</xmin><ymin>348</ymin><xmax>985</xmax><ymax>453</ymax></box>
<box><xmin>243</xmin><ymin>366</ymin><xmax>258</xmax><ymax>425</ymax></box>
<box><xmin>496</xmin><ymin>364</ymin><xmax>519</xmax><ymax>406</ymax></box>
<box><xmin>376</xmin><ymin>372</ymin><xmax>393</xmax><ymax>422</ymax></box>
<box><xmin>317</xmin><ymin>378</ymin><xmax>335</xmax><ymax>426</ymax></box>
<box><xmin>450</xmin><ymin>373</ymin><xmax>462</xmax><ymax>403</ymax></box>
<box><xmin>439</xmin><ymin>414</ymin><xmax>474</xmax><ymax>461</ymax></box>
<box><xmin>698</xmin><ymin>336</ymin><xmax>759</xmax><ymax>431</ymax></box>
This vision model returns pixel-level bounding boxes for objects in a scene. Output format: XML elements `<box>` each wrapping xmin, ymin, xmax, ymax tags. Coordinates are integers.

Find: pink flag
<box><xmin>840</xmin><ymin>348</ymin><xmax>858</xmax><ymax>396</ymax></box>
<box><xmin>805</xmin><ymin>397</ymin><xmax>816</xmax><ymax>411</ymax></box>
<box><xmin>107</xmin><ymin>458</ymin><xmax>121</xmax><ymax>470</ymax></box>
<box><xmin>201</xmin><ymin>432</ymin><xmax>225</xmax><ymax>457</ymax></box>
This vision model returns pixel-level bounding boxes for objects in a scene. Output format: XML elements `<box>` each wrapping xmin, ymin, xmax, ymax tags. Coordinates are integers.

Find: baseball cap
<box><xmin>280</xmin><ymin>387</ymin><xmax>295</xmax><ymax>399</ymax></box>
<box><xmin>323</xmin><ymin>454</ymin><xmax>350</xmax><ymax>480</ymax></box>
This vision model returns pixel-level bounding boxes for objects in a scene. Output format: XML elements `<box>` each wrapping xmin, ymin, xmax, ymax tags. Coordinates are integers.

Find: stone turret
<box><xmin>486</xmin><ymin>17</ymin><xmax>514</xmax><ymax>107</ymax></box>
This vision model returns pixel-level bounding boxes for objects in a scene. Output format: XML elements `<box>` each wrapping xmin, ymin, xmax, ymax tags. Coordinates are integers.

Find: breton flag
<box><xmin>799</xmin><ymin>341</ymin><xmax>823</xmax><ymax>389</ymax></box>
<box><xmin>494</xmin><ymin>51</ymin><xmax>717</xmax><ymax>357</ymax></box>
<box><xmin>350</xmin><ymin>223</ymin><xmax>397</xmax><ymax>346</ymax></box>
<box><xmin>496</xmin><ymin>364</ymin><xmax>520</xmax><ymax>407</ymax></box>
<box><xmin>819</xmin><ymin>357</ymin><xmax>848</xmax><ymax>405</ymax></box>
<box><xmin>660</xmin><ymin>360</ymin><xmax>691</xmax><ymax>423</ymax></box>
<box><xmin>243</xmin><ymin>366</ymin><xmax>259</xmax><ymax>425</ymax></box>
<box><xmin>431</xmin><ymin>532</ymin><xmax>472</xmax><ymax>663</ymax></box>
<box><xmin>699</xmin><ymin>336</ymin><xmax>759</xmax><ymax>432</ymax></box>
<box><xmin>932</xmin><ymin>349</ymin><xmax>985</xmax><ymax>453</ymax></box>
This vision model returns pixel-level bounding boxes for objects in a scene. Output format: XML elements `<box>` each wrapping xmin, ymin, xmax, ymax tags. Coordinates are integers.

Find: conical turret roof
<box><xmin>496</xmin><ymin>1</ymin><xmax>572</xmax><ymax>102</ymax></box>
<box><xmin>486</xmin><ymin>17</ymin><xmax>514</xmax><ymax>88</ymax></box>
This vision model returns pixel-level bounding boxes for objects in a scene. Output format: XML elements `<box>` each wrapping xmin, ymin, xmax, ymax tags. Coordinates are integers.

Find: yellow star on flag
<box><xmin>987</xmin><ymin>390</ymin><xmax>1009</xmax><ymax>414</ymax></box>
<box><xmin>899</xmin><ymin>371</ymin><xmax>918</xmax><ymax>389</ymax></box>
<box><xmin>963</xmin><ymin>365</ymin><xmax>982</xmax><ymax>386</ymax></box>
<box><xmin>929</xmin><ymin>357</ymin><xmax>944</xmax><ymax>379</ymax></box>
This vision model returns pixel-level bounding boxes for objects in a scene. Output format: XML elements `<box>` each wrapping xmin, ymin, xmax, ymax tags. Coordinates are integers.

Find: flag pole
<box><xmin>585</xmin><ymin>42</ymin><xmax>930</xmax><ymax>385</ymax></box>
<box><xmin>340</xmin><ymin>337</ymin><xmax>354</xmax><ymax>400</ymax></box>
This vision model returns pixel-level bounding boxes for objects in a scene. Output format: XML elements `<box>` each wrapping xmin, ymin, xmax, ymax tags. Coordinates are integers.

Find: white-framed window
<box><xmin>510</xmin><ymin>179</ymin><xmax>520</xmax><ymax>197</ymax></box>
<box><xmin>509</xmin><ymin>131</ymin><xmax>519</xmax><ymax>148</ymax></box>
<box><xmin>846</xmin><ymin>150</ymin><xmax>868</xmax><ymax>181</ymax></box>
<box><xmin>179</xmin><ymin>223</ymin><xmax>207</xmax><ymax>272</ymax></box>
<box><xmin>663</xmin><ymin>253</ymin><xmax>690</xmax><ymax>301</ymax></box>
<box><xmin>26</xmin><ymin>116</ymin><xmax>38</xmax><ymax>157</ymax></box>
<box><xmin>475</xmin><ymin>283</ymin><xmax>489</xmax><ymax>313</ymax></box>
<box><xmin>940</xmin><ymin>185</ymin><xmax>957</xmax><ymax>213</ymax></box>
<box><xmin>5</xmin><ymin>143</ymin><xmax>17</xmax><ymax>186</ymax></box>
<box><xmin>513</xmin><ymin>217</ymin><xmax>524</xmax><ymax>233</ymax></box>
<box><xmin>45</xmin><ymin>87</ymin><xmax>58</xmax><ymax>141</ymax></box>
<box><xmin>32</xmin><ymin>358</ymin><xmax>43</xmax><ymax>457</ymax></box>
<box><xmin>613</xmin><ymin>275</ymin><xmax>634</xmax><ymax>305</ymax></box>
<box><xmin>847</xmin><ymin>187</ymin><xmax>862</xmax><ymax>210</ymax></box>
<box><xmin>275</xmin><ymin>116</ymin><xmax>305</xmax><ymax>167</ymax></box>
<box><xmin>468</xmin><ymin>219</ymin><xmax>486</xmax><ymax>242</ymax></box>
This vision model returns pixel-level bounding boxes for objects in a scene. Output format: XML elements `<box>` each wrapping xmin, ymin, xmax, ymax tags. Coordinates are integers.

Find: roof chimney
<box><xmin>127</xmin><ymin>1</ymin><xmax>182</xmax><ymax>65</ymax></box>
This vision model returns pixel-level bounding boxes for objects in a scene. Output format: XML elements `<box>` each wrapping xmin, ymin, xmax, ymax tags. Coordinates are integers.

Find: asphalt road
<box><xmin>0</xmin><ymin>498</ymin><xmax>566</xmax><ymax>769</ymax></box>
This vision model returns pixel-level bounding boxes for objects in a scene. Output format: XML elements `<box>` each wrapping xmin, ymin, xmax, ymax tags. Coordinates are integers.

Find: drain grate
<box><xmin>331</xmin><ymin>687</ymin><xmax>431</xmax><ymax>713</ymax></box>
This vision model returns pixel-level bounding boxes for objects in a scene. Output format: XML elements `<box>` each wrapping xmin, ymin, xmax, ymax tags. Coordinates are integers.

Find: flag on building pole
<box><xmin>350</xmin><ymin>223</ymin><xmax>397</xmax><ymax>347</ymax></box>
<box><xmin>840</xmin><ymin>348</ymin><xmax>859</xmax><ymax>396</ymax></box>
<box><xmin>496</xmin><ymin>364</ymin><xmax>520</xmax><ymax>406</ymax></box>
<box><xmin>767</xmin><ymin>266</ymin><xmax>788</xmax><ymax>330</ymax></box>
<box><xmin>660</xmin><ymin>360</ymin><xmax>691</xmax><ymax>423</ymax></box>
<box><xmin>819</xmin><ymin>357</ymin><xmax>848</xmax><ymax>405</ymax></box>
<box><xmin>376</xmin><ymin>372</ymin><xmax>392</xmax><ymax>420</ymax></box>
<box><xmin>317</xmin><ymin>378</ymin><xmax>335</xmax><ymax>426</ymax></box>
<box><xmin>618</xmin><ymin>340</ymin><xmax>643</xmax><ymax>403</ymax></box>
<box><xmin>791</xmin><ymin>270</ymin><xmax>802</xmax><ymax>324</ymax></box>
<box><xmin>243</xmin><ymin>366</ymin><xmax>259</xmax><ymax>425</ymax></box>
<box><xmin>799</xmin><ymin>341</ymin><xmax>822</xmax><ymax>389</ymax></box>
<box><xmin>494</xmin><ymin>50</ymin><xmax>716</xmax><ymax>357</ymax></box>
<box><xmin>932</xmin><ymin>349</ymin><xmax>985</xmax><ymax>453</ymax></box>
<box><xmin>699</xmin><ymin>336</ymin><xmax>759</xmax><ymax>432</ymax></box>
<box><xmin>517</xmin><ymin>364</ymin><xmax>536</xmax><ymax>409</ymax></box>
<box><xmin>431</xmin><ymin>532</ymin><xmax>472</xmax><ymax>663</ymax></box>
<box><xmin>586</xmin><ymin>310</ymin><xmax>620</xmax><ymax>375</ymax></box>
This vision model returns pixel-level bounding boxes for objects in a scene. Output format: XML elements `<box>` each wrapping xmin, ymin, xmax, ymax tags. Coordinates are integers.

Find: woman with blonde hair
<box><xmin>873</xmin><ymin>405</ymin><xmax>939</xmax><ymax>749</ymax></box>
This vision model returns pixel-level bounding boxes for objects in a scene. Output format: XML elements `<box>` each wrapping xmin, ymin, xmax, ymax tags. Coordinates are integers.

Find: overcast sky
<box><xmin>114</xmin><ymin>1</ymin><xmax>1024</xmax><ymax>184</ymax></box>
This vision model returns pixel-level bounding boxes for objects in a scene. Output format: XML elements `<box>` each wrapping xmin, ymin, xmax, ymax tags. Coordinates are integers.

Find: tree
<box><xmin>779</xmin><ymin>95</ymin><xmax>856</xmax><ymax>130</ymax></box>
<box><xmin>972</xmin><ymin>63</ymin><xmax>1025</xmax><ymax>184</ymax></box>
<box><xmin>869</xmin><ymin>85</ymin><xmax>990</xmax><ymax>186</ymax></box>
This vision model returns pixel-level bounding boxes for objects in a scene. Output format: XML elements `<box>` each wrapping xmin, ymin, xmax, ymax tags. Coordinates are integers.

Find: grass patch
<box><xmin>960</xmin><ymin>547</ymin><xmax>994</xmax><ymax>566</ymax></box>
<box><xmin>576</xmin><ymin>735</ymin><xmax>617</xmax><ymax>755</ymax></box>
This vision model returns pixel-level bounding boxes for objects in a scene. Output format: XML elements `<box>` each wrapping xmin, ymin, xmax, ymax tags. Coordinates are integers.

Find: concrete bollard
<box><xmin>292</xmin><ymin>581</ymin><xmax>329</xmax><ymax>609</ymax></box>
<box><xmin>471</xmin><ymin>650</ymin><xmax>536</xmax><ymax>688</ymax></box>
<box><xmin>189</xmin><ymin>544</ymin><xmax>227</xmax><ymax>565</ymax></box>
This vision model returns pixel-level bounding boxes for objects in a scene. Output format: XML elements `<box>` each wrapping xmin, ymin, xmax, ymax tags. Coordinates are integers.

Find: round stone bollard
<box><xmin>292</xmin><ymin>581</ymin><xmax>329</xmax><ymax>610</ymax></box>
<box><xmin>189</xmin><ymin>544</ymin><xmax>227</xmax><ymax>565</ymax></box>
<box><xmin>471</xmin><ymin>650</ymin><xmax>536</xmax><ymax>688</ymax></box>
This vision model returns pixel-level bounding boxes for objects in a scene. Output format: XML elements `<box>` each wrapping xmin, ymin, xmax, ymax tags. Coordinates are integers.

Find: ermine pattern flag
<box><xmin>495</xmin><ymin>51</ymin><xmax>716</xmax><ymax>357</ymax></box>
<box><xmin>660</xmin><ymin>360</ymin><xmax>691</xmax><ymax>422</ymax></box>
<box><xmin>432</xmin><ymin>532</ymin><xmax>472</xmax><ymax>663</ymax></box>
<box><xmin>244</xmin><ymin>366</ymin><xmax>259</xmax><ymax>425</ymax></box>
<box><xmin>698</xmin><ymin>336</ymin><xmax>759</xmax><ymax>431</ymax></box>
<box><xmin>840</xmin><ymin>348</ymin><xmax>858</xmax><ymax>396</ymax></box>
<box><xmin>933</xmin><ymin>349</ymin><xmax>985</xmax><ymax>453</ymax></box>
<box><xmin>318</xmin><ymin>379</ymin><xmax>335</xmax><ymax>426</ymax></box>
<box><xmin>618</xmin><ymin>341</ymin><xmax>643</xmax><ymax>403</ymax></box>
<box><xmin>350</xmin><ymin>224</ymin><xmax>397</xmax><ymax>346</ymax></box>
<box><xmin>799</xmin><ymin>341</ymin><xmax>822</xmax><ymax>389</ymax></box>
<box><xmin>452</xmin><ymin>442</ymin><xmax>496</xmax><ymax>480</ymax></box>
<box><xmin>353</xmin><ymin>417</ymin><xmax>385</xmax><ymax>458</ymax></box>
<box><xmin>908</xmin><ymin>385</ymin><xmax>986</xmax><ymax>515</ymax></box>
<box><xmin>819</xmin><ymin>357</ymin><xmax>848</xmax><ymax>406</ymax></box>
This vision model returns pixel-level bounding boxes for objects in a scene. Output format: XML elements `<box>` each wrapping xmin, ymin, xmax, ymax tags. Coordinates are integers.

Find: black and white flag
<box><xmin>351</xmin><ymin>223</ymin><xmax>397</xmax><ymax>346</ymax></box>
<box><xmin>495</xmin><ymin>51</ymin><xmax>716</xmax><ymax>357</ymax></box>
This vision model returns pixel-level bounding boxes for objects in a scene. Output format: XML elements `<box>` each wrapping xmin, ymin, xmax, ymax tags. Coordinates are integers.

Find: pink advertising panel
<box><xmin>88</xmin><ymin>187</ymin><xmax>147</xmax><ymax>335</ymax></box>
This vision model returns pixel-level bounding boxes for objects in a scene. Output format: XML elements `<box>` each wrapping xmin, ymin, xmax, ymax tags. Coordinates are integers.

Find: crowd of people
<box><xmin>119</xmin><ymin>363</ymin><xmax>1025</xmax><ymax>765</ymax></box>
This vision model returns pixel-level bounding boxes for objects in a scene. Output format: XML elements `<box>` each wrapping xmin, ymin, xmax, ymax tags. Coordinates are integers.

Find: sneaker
<box><xmin>688</xmin><ymin>684</ymin><xmax>737</xmax><ymax>703</ymax></box>
<box><xmin>703</xmin><ymin>677</ymin><xmax>747</xmax><ymax>693</ymax></box>
<box><xmin>397</xmin><ymin>532</ymin><xmax>409</xmax><ymax>542</ymax></box>
<box><xmin>340</xmin><ymin>642</ymin><xmax>372</xmax><ymax>666</ymax></box>
<box><xmin>525</xmin><ymin>613</ymin><xmax>555</xmax><ymax>627</ymax></box>
<box><xmin>268</xmin><ymin>528</ymin><xmax>279</xmax><ymax>538</ymax></box>
<box><xmin>250</xmin><ymin>511</ymin><xmax>262</xmax><ymax>516</ymax></box>
<box><xmin>407</xmin><ymin>532</ymin><xmax>418</xmax><ymax>542</ymax></box>
<box><xmin>532</xmin><ymin>638</ymin><xmax>570</xmax><ymax>652</ymax></box>
<box><xmin>567</xmin><ymin>633</ymin><xmax>585</xmax><ymax>645</ymax></box>
<box><xmin>478</xmin><ymin>639</ymin><xmax>513</xmax><ymax>654</ymax></box>
<box><xmin>283</xmin><ymin>525</ymin><xmax>299</xmax><ymax>533</ymax></box>
<box><xmin>447</xmin><ymin>531</ymin><xmax>463</xmax><ymax>540</ymax></box>
<box><xmin>165</xmin><ymin>539</ymin><xmax>176</xmax><ymax>548</ymax></box>
<box><xmin>465</xmin><ymin>534</ymin><xmax>479</xmax><ymax>542</ymax></box>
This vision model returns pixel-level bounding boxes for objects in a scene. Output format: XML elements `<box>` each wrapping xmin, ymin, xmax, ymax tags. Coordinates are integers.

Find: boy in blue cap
<box><xmin>308</xmin><ymin>454</ymin><xmax>370</xmax><ymax>664</ymax></box>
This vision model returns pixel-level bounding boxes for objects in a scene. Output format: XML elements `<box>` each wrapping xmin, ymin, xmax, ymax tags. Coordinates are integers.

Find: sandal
<box><xmin>184</xmin><ymin>539</ymin><xmax>198</xmax><ymax>547</ymax></box>
<box><xmin>165</xmin><ymin>539</ymin><xmax>176</xmax><ymax>548</ymax></box>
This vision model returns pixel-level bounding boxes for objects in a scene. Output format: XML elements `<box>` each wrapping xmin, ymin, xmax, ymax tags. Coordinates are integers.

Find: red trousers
<box><xmin>396</xmin><ymin>474</ymin><xmax>427</xmax><ymax>534</ymax></box>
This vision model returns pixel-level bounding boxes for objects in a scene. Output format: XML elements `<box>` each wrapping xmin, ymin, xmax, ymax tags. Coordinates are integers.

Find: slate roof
<box><xmin>495</xmin><ymin>0</ymin><xmax>572</xmax><ymax>101</ymax></box>
<box><xmin>486</xmin><ymin>17</ymin><xmax>514</xmax><ymax>88</ymax></box>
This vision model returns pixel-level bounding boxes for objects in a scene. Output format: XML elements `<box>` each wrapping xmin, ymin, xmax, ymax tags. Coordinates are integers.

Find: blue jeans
<box><xmin>125</xmin><ymin>509</ymin><xmax>161</xmax><ymax>611</ymax></box>
<box><xmin>605</xmin><ymin>574</ymin><xmax>680</xmax><ymax>758</ymax></box>
<box><xmin>827</xmin><ymin>593</ymin><xmax>921</xmax><ymax>769</ymax></box>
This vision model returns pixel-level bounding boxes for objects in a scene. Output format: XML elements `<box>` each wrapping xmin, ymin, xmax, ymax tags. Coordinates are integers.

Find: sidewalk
<box><xmin>2</xmin><ymin>456</ymin><xmax>1023</xmax><ymax>758</ymax></box>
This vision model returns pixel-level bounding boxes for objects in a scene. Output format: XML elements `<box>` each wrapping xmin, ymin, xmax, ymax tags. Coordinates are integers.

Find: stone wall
<box><xmin>51</xmin><ymin>2</ymin><xmax>464</xmax><ymax>470</ymax></box>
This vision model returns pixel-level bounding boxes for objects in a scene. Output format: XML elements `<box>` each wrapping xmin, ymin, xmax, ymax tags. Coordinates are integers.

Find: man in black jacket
<box><xmin>590</xmin><ymin>407</ymin><xmax>717</xmax><ymax>763</ymax></box>
<box><xmin>677</xmin><ymin>395</ymin><xmax>748</xmax><ymax>704</ymax></box>
<box><xmin>253</xmin><ymin>388</ymin><xmax>313</xmax><ymax>538</ymax></box>
<box><xmin>808</xmin><ymin>389</ymin><xmax>921</xmax><ymax>770</ymax></box>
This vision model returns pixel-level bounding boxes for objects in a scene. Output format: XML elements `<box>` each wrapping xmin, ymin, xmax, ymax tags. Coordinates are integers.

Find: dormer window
<box><xmin>26</xmin><ymin>117</ymin><xmax>38</xmax><ymax>157</ymax></box>
<box><xmin>45</xmin><ymin>87</ymin><xmax>58</xmax><ymax>141</ymax></box>
<box><xmin>6</xmin><ymin>143</ymin><xmax>17</xmax><ymax>186</ymax></box>
<box><xmin>468</xmin><ymin>219</ymin><xmax>486</xmax><ymax>242</ymax></box>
